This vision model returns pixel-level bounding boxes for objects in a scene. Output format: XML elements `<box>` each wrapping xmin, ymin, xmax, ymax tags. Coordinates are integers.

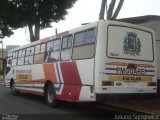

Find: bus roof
<box><xmin>8</xmin><ymin>20</ymin><xmax>99</xmax><ymax>52</ymax></box>
<box><xmin>8</xmin><ymin>20</ymin><xmax>154</xmax><ymax>53</ymax></box>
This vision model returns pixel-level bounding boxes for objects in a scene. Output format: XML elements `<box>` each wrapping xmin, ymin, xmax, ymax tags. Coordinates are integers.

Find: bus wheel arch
<box><xmin>44</xmin><ymin>80</ymin><xmax>56</xmax><ymax>107</ymax></box>
<box><xmin>10</xmin><ymin>78</ymin><xmax>19</xmax><ymax>95</ymax></box>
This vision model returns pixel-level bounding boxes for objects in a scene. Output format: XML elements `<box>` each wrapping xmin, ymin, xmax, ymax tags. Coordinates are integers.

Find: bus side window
<box><xmin>8</xmin><ymin>59</ymin><xmax>12</xmax><ymax>64</ymax></box>
<box><xmin>40</xmin><ymin>43</ymin><xmax>46</xmax><ymax>62</ymax></box>
<box><xmin>17</xmin><ymin>49</ymin><xmax>24</xmax><ymax>65</ymax></box>
<box><xmin>34</xmin><ymin>44</ymin><xmax>40</xmax><ymax>64</ymax></box>
<box><xmin>7</xmin><ymin>52</ymin><xmax>12</xmax><ymax>65</ymax></box>
<box><xmin>45</xmin><ymin>41</ymin><xmax>54</xmax><ymax>63</ymax></box>
<box><xmin>25</xmin><ymin>47</ymin><xmax>34</xmax><ymax>65</ymax></box>
<box><xmin>45</xmin><ymin>39</ymin><xmax>60</xmax><ymax>63</ymax></box>
<box><xmin>12</xmin><ymin>51</ymin><xmax>18</xmax><ymax>66</ymax></box>
<box><xmin>61</xmin><ymin>35</ymin><xmax>72</xmax><ymax>61</ymax></box>
<box><xmin>5</xmin><ymin>58</ymin><xmax>10</xmax><ymax>74</ymax></box>
<box><xmin>5</xmin><ymin>52</ymin><xmax>13</xmax><ymax>74</ymax></box>
<box><xmin>34</xmin><ymin>43</ymin><xmax>46</xmax><ymax>64</ymax></box>
<box><xmin>72</xmin><ymin>28</ymin><xmax>96</xmax><ymax>60</ymax></box>
<box><xmin>41</xmin><ymin>43</ymin><xmax>46</xmax><ymax>53</ymax></box>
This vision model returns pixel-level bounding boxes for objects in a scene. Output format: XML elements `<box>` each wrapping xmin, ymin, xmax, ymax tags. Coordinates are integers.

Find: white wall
<box><xmin>156</xmin><ymin>41</ymin><xmax>160</xmax><ymax>79</ymax></box>
<box><xmin>140</xmin><ymin>20</ymin><xmax>160</xmax><ymax>41</ymax></box>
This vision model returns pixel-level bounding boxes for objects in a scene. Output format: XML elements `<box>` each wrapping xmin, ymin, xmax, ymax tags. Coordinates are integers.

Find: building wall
<box><xmin>140</xmin><ymin>20</ymin><xmax>160</xmax><ymax>41</ymax></box>
<box><xmin>0</xmin><ymin>45</ymin><xmax>20</xmax><ymax>71</ymax></box>
<box><xmin>0</xmin><ymin>45</ymin><xmax>20</xmax><ymax>58</ymax></box>
<box><xmin>156</xmin><ymin>41</ymin><xmax>160</xmax><ymax>79</ymax></box>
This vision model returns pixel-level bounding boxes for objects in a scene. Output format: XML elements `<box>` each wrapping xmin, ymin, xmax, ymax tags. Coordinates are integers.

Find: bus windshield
<box><xmin>107</xmin><ymin>25</ymin><xmax>154</xmax><ymax>62</ymax></box>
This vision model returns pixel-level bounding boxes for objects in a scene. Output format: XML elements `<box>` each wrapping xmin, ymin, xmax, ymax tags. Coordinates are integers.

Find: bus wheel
<box><xmin>10</xmin><ymin>81</ymin><xmax>19</xmax><ymax>95</ymax></box>
<box><xmin>46</xmin><ymin>84</ymin><xmax>56</xmax><ymax>107</ymax></box>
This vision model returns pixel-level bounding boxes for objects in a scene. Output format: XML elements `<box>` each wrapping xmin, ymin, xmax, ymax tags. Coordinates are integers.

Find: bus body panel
<box><xmin>5</xmin><ymin>61</ymin><xmax>95</xmax><ymax>102</ymax></box>
<box><xmin>5</xmin><ymin>20</ymin><xmax>157</xmax><ymax>103</ymax></box>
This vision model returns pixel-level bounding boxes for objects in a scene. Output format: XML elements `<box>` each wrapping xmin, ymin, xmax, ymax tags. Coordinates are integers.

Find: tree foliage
<box><xmin>0</xmin><ymin>0</ymin><xmax>14</xmax><ymax>38</ymax></box>
<box><xmin>11</xmin><ymin>0</ymin><xmax>77</xmax><ymax>42</ymax></box>
<box><xmin>0</xmin><ymin>0</ymin><xmax>77</xmax><ymax>42</ymax></box>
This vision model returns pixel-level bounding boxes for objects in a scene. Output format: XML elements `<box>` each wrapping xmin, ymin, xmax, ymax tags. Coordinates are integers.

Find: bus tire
<box><xmin>46</xmin><ymin>84</ymin><xmax>56</xmax><ymax>107</ymax></box>
<box><xmin>10</xmin><ymin>80</ymin><xmax>19</xmax><ymax>95</ymax></box>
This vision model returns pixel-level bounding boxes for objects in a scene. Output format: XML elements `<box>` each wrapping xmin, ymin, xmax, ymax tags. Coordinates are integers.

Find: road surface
<box><xmin>0</xmin><ymin>85</ymin><xmax>128</xmax><ymax>120</ymax></box>
<box><xmin>0</xmin><ymin>82</ymin><xmax>156</xmax><ymax>120</ymax></box>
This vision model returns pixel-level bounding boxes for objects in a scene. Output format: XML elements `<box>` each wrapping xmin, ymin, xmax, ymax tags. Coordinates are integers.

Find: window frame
<box><xmin>61</xmin><ymin>34</ymin><xmax>73</xmax><ymax>61</ymax></box>
<box><xmin>35</xmin><ymin>44</ymin><xmax>41</xmax><ymax>54</ymax></box>
<box><xmin>7</xmin><ymin>52</ymin><xmax>13</xmax><ymax>66</ymax></box>
<box><xmin>24</xmin><ymin>46</ymin><xmax>35</xmax><ymax>65</ymax></box>
<box><xmin>17</xmin><ymin>49</ymin><xmax>25</xmax><ymax>66</ymax></box>
<box><xmin>73</xmin><ymin>28</ymin><xmax>96</xmax><ymax>47</ymax></box>
<box><xmin>34</xmin><ymin>43</ymin><xmax>46</xmax><ymax>64</ymax></box>
<box><xmin>72</xmin><ymin>28</ymin><xmax>96</xmax><ymax>60</ymax></box>
<box><xmin>106</xmin><ymin>25</ymin><xmax>154</xmax><ymax>62</ymax></box>
<box><xmin>12</xmin><ymin>51</ymin><xmax>18</xmax><ymax>66</ymax></box>
<box><xmin>62</xmin><ymin>35</ymin><xmax>73</xmax><ymax>50</ymax></box>
<box><xmin>45</xmin><ymin>38</ymin><xmax>61</xmax><ymax>63</ymax></box>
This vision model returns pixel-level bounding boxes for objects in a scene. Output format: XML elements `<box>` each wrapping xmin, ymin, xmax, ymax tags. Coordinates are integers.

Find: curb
<box><xmin>99</xmin><ymin>102</ymin><xmax>151</xmax><ymax>115</ymax></box>
<box><xmin>99</xmin><ymin>100</ymin><xmax>160</xmax><ymax>115</ymax></box>
<box><xmin>0</xmin><ymin>83</ymin><xmax>4</xmax><ymax>87</ymax></box>
<box><xmin>0</xmin><ymin>79</ymin><xmax>4</xmax><ymax>86</ymax></box>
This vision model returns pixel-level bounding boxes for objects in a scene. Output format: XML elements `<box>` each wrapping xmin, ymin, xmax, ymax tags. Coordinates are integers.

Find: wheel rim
<box><xmin>48</xmin><ymin>88</ymin><xmax>54</xmax><ymax>103</ymax></box>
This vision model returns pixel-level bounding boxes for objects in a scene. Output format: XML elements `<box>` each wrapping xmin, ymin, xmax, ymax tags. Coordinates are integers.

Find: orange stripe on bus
<box><xmin>40</xmin><ymin>36</ymin><xmax>50</xmax><ymax>43</ymax></box>
<box><xmin>15</xmin><ymin>79</ymin><xmax>45</xmax><ymax>84</ymax></box>
<box><xmin>43</xmin><ymin>64</ymin><xmax>57</xmax><ymax>83</ymax></box>
<box><xmin>56</xmin><ymin>31</ymin><xmax>69</xmax><ymax>38</ymax></box>
<box><xmin>106</xmin><ymin>62</ymin><xmax>155</xmax><ymax>68</ymax></box>
<box><xmin>106</xmin><ymin>62</ymin><xmax>128</xmax><ymax>66</ymax></box>
<box><xmin>16</xmin><ymin>89</ymin><xmax>44</xmax><ymax>96</ymax></box>
<box><xmin>16</xmin><ymin>82</ymin><xmax>32</xmax><ymax>84</ymax></box>
<box><xmin>16</xmin><ymin>81</ymin><xmax>45</xmax><ymax>84</ymax></box>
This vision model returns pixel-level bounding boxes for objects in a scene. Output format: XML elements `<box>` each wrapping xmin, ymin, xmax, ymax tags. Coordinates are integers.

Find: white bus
<box><xmin>4</xmin><ymin>20</ymin><xmax>157</xmax><ymax>107</ymax></box>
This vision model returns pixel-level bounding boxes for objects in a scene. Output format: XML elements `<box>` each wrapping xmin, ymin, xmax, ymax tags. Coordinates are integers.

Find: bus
<box><xmin>4</xmin><ymin>20</ymin><xmax>157</xmax><ymax>107</ymax></box>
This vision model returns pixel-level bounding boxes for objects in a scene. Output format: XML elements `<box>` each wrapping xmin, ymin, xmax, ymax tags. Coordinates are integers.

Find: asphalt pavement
<box><xmin>0</xmin><ymin>86</ymin><xmax>125</xmax><ymax>120</ymax></box>
<box><xmin>1</xmin><ymin>76</ymin><xmax>160</xmax><ymax>119</ymax></box>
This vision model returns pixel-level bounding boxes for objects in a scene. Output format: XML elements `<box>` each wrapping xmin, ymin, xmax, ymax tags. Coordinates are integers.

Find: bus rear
<box><xmin>95</xmin><ymin>20</ymin><xmax>157</xmax><ymax>100</ymax></box>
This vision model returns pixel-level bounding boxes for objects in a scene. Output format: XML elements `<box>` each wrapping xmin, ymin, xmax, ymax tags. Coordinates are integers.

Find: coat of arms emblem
<box><xmin>123</xmin><ymin>32</ymin><xmax>141</xmax><ymax>56</ymax></box>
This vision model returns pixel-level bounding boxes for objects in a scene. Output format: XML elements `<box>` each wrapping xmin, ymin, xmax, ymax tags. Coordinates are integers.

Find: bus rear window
<box><xmin>107</xmin><ymin>25</ymin><xmax>154</xmax><ymax>62</ymax></box>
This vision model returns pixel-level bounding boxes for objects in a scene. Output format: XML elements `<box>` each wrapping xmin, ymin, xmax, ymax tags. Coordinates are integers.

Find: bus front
<box><xmin>95</xmin><ymin>20</ymin><xmax>157</xmax><ymax>100</ymax></box>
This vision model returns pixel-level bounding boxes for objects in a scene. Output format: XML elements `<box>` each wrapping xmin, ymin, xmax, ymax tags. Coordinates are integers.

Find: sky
<box><xmin>1</xmin><ymin>0</ymin><xmax>160</xmax><ymax>48</ymax></box>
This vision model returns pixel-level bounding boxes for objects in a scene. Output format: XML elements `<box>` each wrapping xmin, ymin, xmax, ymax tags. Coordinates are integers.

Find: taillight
<box><xmin>102</xmin><ymin>81</ymin><xmax>114</xmax><ymax>86</ymax></box>
<box><xmin>90</xmin><ymin>86</ymin><xmax>94</xmax><ymax>93</ymax></box>
<box><xmin>148</xmin><ymin>82</ymin><xmax>156</xmax><ymax>86</ymax></box>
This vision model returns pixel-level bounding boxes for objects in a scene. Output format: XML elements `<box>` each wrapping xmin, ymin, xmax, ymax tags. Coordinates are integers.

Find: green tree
<box><xmin>9</xmin><ymin>0</ymin><xmax>77</xmax><ymax>42</ymax></box>
<box><xmin>0</xmin><ymin>0</ymin><xmax>14</xmax><ymax>38</ymax></box>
